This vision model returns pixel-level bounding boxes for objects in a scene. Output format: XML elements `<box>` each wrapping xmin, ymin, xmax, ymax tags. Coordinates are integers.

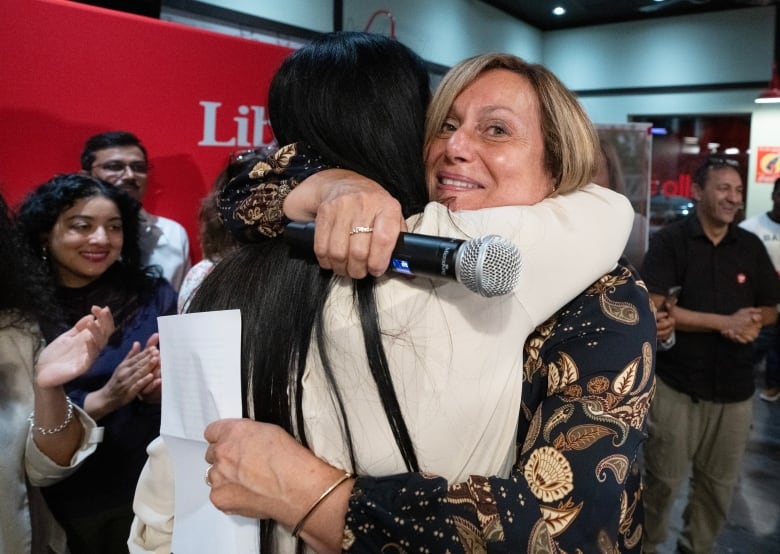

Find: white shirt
<box><xmin>739</xmin><ymin>211</ymin><xmax>780</xmax><ymax>273</ymax></box>
<box><xmin>139</xmin><ymin>210</ymin><xmax>191</xmax><ymax>291</ymax></box>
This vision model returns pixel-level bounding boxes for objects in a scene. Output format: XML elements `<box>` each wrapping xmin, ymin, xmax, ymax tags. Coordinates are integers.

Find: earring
<box><xmin>41</xmin><ymin>246</ymin><xmax>48</xmax><ymax>262</ymax></box>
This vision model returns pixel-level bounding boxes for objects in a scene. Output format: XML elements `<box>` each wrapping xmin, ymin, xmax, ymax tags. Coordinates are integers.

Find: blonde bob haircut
<box><xmin>424</xmin><ymin>53</ymin><xmax>599</xmax><ymax>195</ymax></box>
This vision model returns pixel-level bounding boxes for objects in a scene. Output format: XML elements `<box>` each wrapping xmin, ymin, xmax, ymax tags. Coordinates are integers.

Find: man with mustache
<box><xmin>81</xmin><ymin>131</ymin><xmax>190</xmax><ymax>290</ymax></box>
<box><xmin>641</xmin><ymin>157</ymin><xmax>780</xmax><ymax>553</ymax></box>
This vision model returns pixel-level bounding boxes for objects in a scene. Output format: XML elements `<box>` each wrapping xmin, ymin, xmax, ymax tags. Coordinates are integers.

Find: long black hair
<box><xmin>191</xmin><ymin>31</ymin><xmax>431</xmax><ymax>549</ymax></box>
<box><xmin>268</xmin><ymin>31</ymin><xmax>429</xmax><ymax>218</ymax></box>
<box><xmin>0</xmin><ymin>191</ymin><xmax>58</xmax><ymax>333</ymax></box>
<box><xmin>15</xmin><ymin>173</ymin><xmax>160</xmax><ymax>339</ymax></box>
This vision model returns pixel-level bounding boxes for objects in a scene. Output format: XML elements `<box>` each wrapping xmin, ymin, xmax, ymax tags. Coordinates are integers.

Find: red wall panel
<box><xmin>0</xmin><ymin>0</ymin><xmax>293</xmax><ymax>261</ymax></box>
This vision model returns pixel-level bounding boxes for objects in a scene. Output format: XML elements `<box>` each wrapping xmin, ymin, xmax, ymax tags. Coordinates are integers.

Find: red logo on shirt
<box><xmin>737</xmin><ymin>273</ymin><xmax>747</xmax><ymax>284</ymax></box>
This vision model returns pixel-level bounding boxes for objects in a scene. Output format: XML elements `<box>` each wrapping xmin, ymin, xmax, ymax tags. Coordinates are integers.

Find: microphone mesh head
<box><xmin>455</xmin><ymin>235</ymin><xmax>522</xmax><ymax>297</ymax></box>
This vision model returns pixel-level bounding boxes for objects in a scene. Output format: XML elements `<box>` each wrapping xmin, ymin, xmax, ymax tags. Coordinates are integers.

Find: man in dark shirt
<box><xmin>640</xmin><ymin>157</ymin><xmax>780</xmax><ymax>553</ymax></box>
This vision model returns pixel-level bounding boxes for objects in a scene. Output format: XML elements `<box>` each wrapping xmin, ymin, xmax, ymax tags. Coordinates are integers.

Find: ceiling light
<box><xmin>755</xmin><ymin>61</ymin><xmax>780</xmax><ymax>104</ymax></box>
<box><xmin>552</xmin><ymin>7</ymin><xmax>566</xmax><ymax>16</ymax></box>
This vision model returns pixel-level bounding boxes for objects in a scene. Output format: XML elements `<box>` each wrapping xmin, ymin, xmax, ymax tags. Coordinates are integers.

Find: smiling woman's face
<box><xmin>425</xmin><ymin>68</ymin><xmax>556</xmax><ymax>211</ymax></box>
<box><xmin>47</xmin><ymin>195</ymin><xmax>124</xmax><ymax>287</ymax></box>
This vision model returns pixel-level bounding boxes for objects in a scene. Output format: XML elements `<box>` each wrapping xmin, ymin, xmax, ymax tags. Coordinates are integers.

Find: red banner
<box><xmin>0</xmin><ymin>0</ymin><xmax>293</xmax><ymax>260</ymax></box>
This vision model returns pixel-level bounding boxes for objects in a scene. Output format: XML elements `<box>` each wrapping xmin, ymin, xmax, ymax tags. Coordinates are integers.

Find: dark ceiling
<box><xmin>480</xmin><ymin>0</ymin><xmax>777</xmax><ymax>31</ymax></box>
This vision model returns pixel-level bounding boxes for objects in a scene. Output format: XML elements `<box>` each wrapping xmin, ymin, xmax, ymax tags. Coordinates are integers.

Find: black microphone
<box><xmin>284</xmin><ymin>222</ymin><xmax>522</xmax><ymax>297</ymax></box>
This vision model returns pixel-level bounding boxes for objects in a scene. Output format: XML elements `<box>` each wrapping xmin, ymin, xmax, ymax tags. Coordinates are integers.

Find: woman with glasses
<box><xmin>15</xmin><ymin>174</ymin><xmax>178</xmax><ymax>554</ymax></box>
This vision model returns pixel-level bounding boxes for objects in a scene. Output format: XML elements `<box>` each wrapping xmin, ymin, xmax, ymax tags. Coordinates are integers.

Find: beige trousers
<box><xmin>641</xmin><ymin>378</ymin><xmax>753</xmax><ymax>554</ymax></box>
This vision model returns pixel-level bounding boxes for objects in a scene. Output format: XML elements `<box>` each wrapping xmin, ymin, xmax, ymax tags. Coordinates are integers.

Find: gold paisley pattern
<box><xmin>219</xmin><ymin>142</ymin><xmax>330</xmax><ymax>239</ymax></box>
<box><xmin>523</xmin><ymin>404</ymin><xmax>544</xmax><ymax>455</ymax></box>
<box><xmin>542</xmin><ymin>404</ymin><xmax>575</xmax><ymax>442</ymax></box>
<box><xmin>344</xmin><ymin>264</ymin><xmax>655</xmax><ymax>552</ymax></box>
<box><xmin>327</xmin><ymin>262</ymin><xmax>656</xmax><ymax>554</ymax></box>
<box><xmin>539</xmin><ymin>500</ymin><xmax>583</xmax><ymax>537</ymax></box>
<box><xmin>525</xmin><ymin>446</ymin><xmax>575</xmax><ymax>502</ymax></box>
<box><xmin>528</xmin><ymin>518</ymin><xmax>558</xmax><ymax>553</ymax></box>
<box><xmin>596</xmin><ymin>454</ymin><xmax>630</xmax><ymax>484</ymax></box>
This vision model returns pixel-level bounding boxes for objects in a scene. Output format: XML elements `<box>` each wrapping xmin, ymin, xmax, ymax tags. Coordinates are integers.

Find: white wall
<box><xmin>543</xmin><ymin>8</ymin><xmax>773</xmax><ymax>90</ymax></box>
<box><xmin>342</xmin><ymin>0</ymin><xmax>543</xmax><ymax>66</ymax></box>
<box><xmin>198</xmin><ymin>0</ymin><xmax>333</xmax><ymax>33</ymax></box>
<box><xmin>192</xmin><ymin>0</ymin><xmax>544</xmax><ymax>64</ymax></box>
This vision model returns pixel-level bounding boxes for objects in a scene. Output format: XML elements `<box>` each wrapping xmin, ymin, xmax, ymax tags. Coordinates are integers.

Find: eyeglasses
<box><xmin>706</xmin><ymin>156</ymin><xmax>739</xmax><ymax>169</ymax></box>
<box><xmin>92</xmin><ymin>161</ymin><xmax>151</xmax><ymax>174</ymax></box>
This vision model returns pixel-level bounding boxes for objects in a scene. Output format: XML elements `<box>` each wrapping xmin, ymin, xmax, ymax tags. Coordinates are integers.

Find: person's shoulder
<box><xmin>0</xmin><ymin>310</ymin><xmax>40</xmax><ymax>344</ymax></box>
<box><xmin>149</xmin><ymin>277</ymin><xmax>179</xmax><ymax>313</ymax></box>
<box><xmin>578</xmin><ymin>183</ymin><xmax>632</xmax><ymax>207</ymax></box>
<box><xmin>560</xmin><ymin>263</ymin><xmax>646</xmax><ymax>310</ymax></box>
<box><xmin>738</xmin><ymin>214</ymin><xmax>760</xmax><ymax>229</ymax></box>
<box><xmin>651</xmin><ymin>215</ymin><xmax>690</xmax><ymax>240</ymax></box>
<box><xmin>734</xmin><ymin>224</ymin><xmax>771</xmax><ymax>248</ymax></box>
<box><xmin>187</xmin><ymin>258</ymin><xmax>215</xmax><ymax>274</ymax></box>
<box><xmin>152</xmin><ymin>275</ymin><xmax>177</xmax><ymax>293</ymax></box>
<box><xmin>567</xmin><ymin>184</ymin><xmax>635</xmax><ymax>227</ymax></box>
<box><xmin>597</xmin><ymin>262</ymin><xmax>648</xmax><ymax>297</ymax></box>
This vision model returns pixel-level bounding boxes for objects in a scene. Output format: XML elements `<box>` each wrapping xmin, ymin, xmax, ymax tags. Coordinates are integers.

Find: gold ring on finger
<box><xmin>349</xmin><ymin>226</ymin><xmax>373</xmax><ymax>236</ymax></box>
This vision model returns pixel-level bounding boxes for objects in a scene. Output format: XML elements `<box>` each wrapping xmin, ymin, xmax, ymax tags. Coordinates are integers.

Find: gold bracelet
<box><xmin>291</xmin><ymin>472</ymin><xmax>353</xmax><ymax>538</ymax></box>
<box><xmin>28</xmin><ymin>396</ymin><xmax>74</xmax><ymax>435</ymax></box>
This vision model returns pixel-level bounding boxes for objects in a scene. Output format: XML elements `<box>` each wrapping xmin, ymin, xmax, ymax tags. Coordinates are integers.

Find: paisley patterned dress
<box><xmin>342</xmin><ymin>263</ymin><xmax>656</xmax><ymax>553</ymax></box>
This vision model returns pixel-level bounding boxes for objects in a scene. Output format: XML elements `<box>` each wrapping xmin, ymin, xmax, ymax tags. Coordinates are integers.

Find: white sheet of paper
<box><xmin>157</xmin><ymin>310</ymin><xmax>259</xmax><ymax>553</ymax></box>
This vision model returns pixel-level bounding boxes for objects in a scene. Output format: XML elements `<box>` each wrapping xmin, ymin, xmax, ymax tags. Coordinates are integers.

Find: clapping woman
<box><xmin>0</xmin><ymin>190</ymin><xmax>114</xmax><ymax>554</ymax></box>
<box><xmin>15</xmin><ymin>174</ymin><xmax>177</xmax><ymax>554</ymax></box>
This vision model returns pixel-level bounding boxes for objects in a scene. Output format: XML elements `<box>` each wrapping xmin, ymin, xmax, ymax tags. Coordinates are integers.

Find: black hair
<box><xmin>191</xmin><ymin>32</ymin><xmax>431</xmax><ymax>550</ymax></box>
<box><xmin>80</xmin><ymin>131</ymin><xmax>148</xmax><ymax>171</ymax></box>
<box><xmin>15</xmin><ymin>173</ymin><xmax>159</xmax><ymax>339</ymax></box>
<box><xmin>0</xmin><ymin>191</ymin><xmax>59</xmax><ymax>333</ymax></box>
<box><xmin>693</xmin><ymin>156</ymin><xmax>740</xmax><ymax>188</ymax></box>
<box><xmin>269</xmin><ymin>31</ymin><xmax>430</xmax><ymax>218</ymax></box>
